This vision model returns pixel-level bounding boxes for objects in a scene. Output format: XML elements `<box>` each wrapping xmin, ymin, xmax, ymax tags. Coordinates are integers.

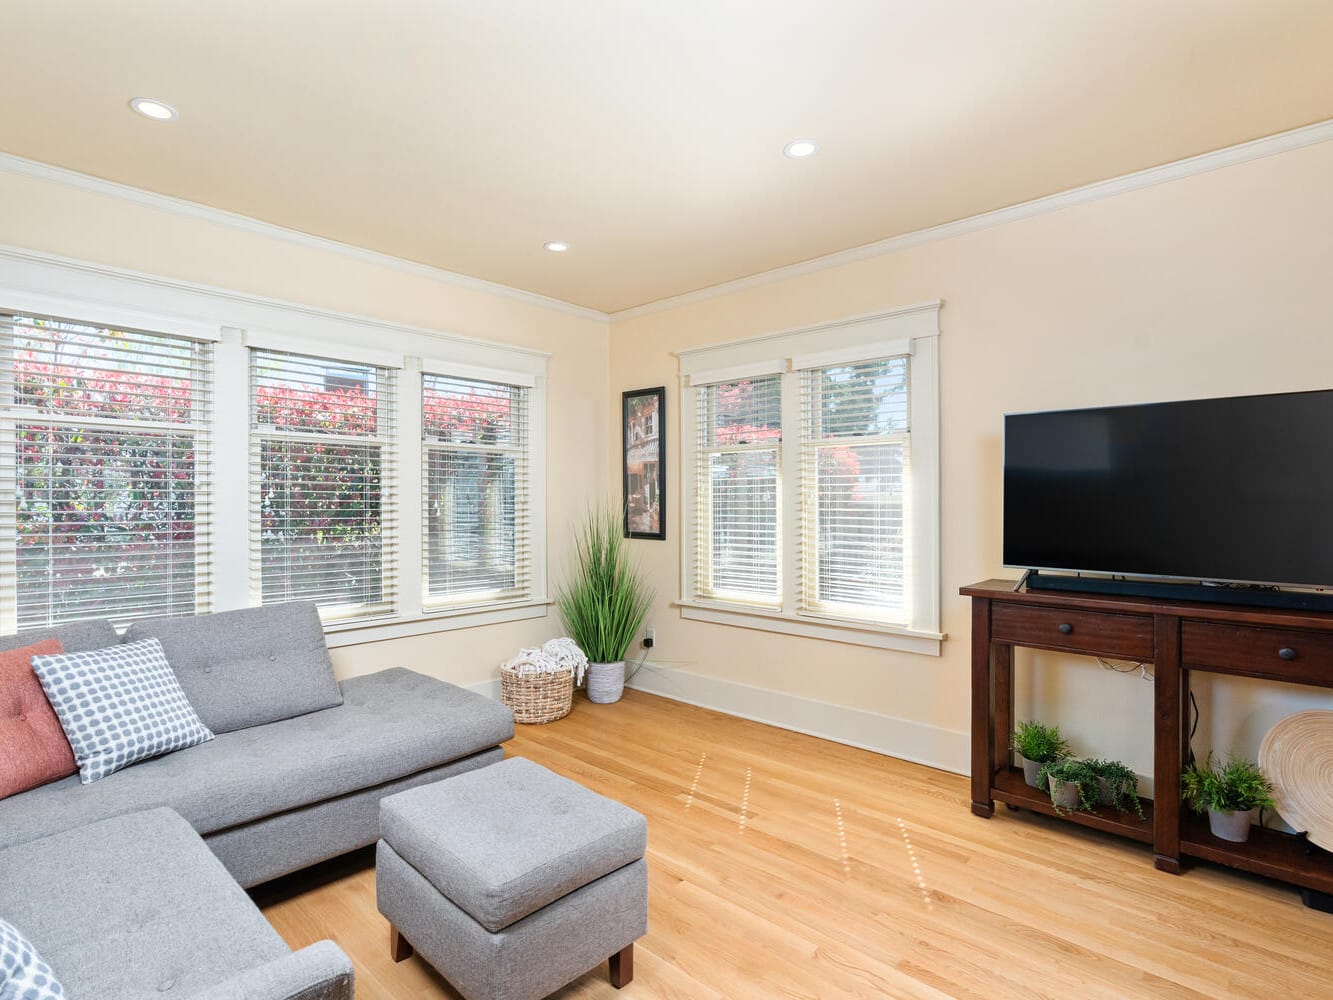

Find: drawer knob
<box><xmin>1278</xmin><ymin>647</ymin><xmax>1297</xmax><ymax>661</ymax></box>
<box><xmin>1058</xmin><ymin>623</ymin><xmax>1073</xmax><ymax>635</ymax></box>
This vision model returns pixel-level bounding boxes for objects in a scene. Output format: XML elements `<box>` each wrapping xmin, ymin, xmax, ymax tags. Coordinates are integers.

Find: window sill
<box><xmin>323</xmin><ymin>600</ymin><xmax>551</xmax><ymax>647</ymax></box>
<box><xmin>674</xmin><ymin>600</ymin><xmax>943</xmax><ymax>656</ymax></box>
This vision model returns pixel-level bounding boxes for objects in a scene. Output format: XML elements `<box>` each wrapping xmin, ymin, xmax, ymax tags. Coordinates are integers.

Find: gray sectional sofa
<box><xmin>0</xmin><ymin>602</ymin><xmax>516</xmax><ymax>999</ymax></box>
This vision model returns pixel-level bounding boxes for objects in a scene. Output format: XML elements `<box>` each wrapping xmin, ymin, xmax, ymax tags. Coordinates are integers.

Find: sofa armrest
<box><xmin>186</xmin><ymin>941</ymin><xmax>354</xmax><ymax>1000</ymax></box>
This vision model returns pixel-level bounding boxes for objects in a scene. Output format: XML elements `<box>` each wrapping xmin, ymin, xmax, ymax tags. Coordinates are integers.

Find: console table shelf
<box><xmin>993</xmin><ymin>768</ymin><xmax>1154</xmax><ymax>844</ymax></box>
<box><xmin>963</xmin><ymin>578</ymin><xmax>1333</xmax><ymax>901</ymax></box>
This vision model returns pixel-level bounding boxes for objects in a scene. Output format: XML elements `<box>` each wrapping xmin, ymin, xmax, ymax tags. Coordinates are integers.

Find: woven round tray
<box><xmin>500</xmin><ymin>664</ymin><xmax>574</xmax><ymax>724</ymax></box>
<box><xmin>1259</xmin><ymin>709</ymin><xmax>1333</xmax><ymax>851</ymax></box>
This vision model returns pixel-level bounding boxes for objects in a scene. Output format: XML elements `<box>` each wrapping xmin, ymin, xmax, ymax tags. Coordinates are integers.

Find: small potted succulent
<box><xmin>1010</xmin><ymin>720</ymin><xmax>1071</xmax><ymax>789</ymax></box>
<box><xmin>1181</xmin><ymin>754</ymin><xmax>1276</xmax><ymax>843</ymax></box>
<box><xmin>1086</xmin><ymin>758</ymin><xmax>1144</xmax><ymax>818</ymax></box>
<box><xmin>1038</xmin><ymin>758</ymin><xmax>1099</xmax><ymax>813</ymax></box>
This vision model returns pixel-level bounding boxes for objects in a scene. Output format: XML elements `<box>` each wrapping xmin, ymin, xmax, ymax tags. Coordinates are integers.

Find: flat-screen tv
<box><xmin>1004</xmin><ymin>389</ymin><xmax>1333</xmax><ymax>590</ymax></box>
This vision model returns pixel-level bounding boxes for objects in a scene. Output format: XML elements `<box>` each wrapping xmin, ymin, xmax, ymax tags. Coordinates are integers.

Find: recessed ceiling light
<box><xmin>783</xmin><ymin>139</ymin><xmax>820</xmax><ymax>159</ymax></box>
<box><xmin>129</xmin><ymin>98</ymin><xmax>178</xmax><ymax>122</ymax></box>
<box><xmin>543</xmin><ymin>241</ymin><xmax>569</xmax><ymax>253</ymax></box>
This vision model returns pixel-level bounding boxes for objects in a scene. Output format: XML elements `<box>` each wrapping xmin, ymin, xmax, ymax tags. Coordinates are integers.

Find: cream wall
<box><xmin>0</xmin><ymin>167</ymin><xmax>610</xmax><ymax>688</ymax></box>
<box><xmin>610</xmin><ymin>138</ymin><xmax>1333</xmax><ymax>778</ymax></box>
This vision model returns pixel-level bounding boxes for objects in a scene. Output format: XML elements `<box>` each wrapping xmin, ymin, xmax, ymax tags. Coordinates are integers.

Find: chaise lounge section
<box><xmin>0</xmin><ymin>808</ymin><xmax>354</xmax><ymax>1000</ymax></box>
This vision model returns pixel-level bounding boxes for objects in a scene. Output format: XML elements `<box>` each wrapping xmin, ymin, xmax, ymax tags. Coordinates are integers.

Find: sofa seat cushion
<box><xmin>124</xmin><ymin>601</ymin><xmax>343</xmax><ymax>734</ymax></box>
<box><xmin>0</xmin><ymin>639</ymin><xmax>77</xmax><ymax>799</ymax></box>
<box><xmin>0</xmin><ymin>808</ymin><xmax>288</xmax><ymax>1000</ymax></box>
<box><xmin>0</xmin><ymin>668</ymin><xmax>515</xmax><ymax>852</ymax></box>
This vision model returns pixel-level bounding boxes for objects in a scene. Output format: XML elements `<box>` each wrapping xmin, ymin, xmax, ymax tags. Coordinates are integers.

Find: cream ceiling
<box><xmin>2</xmin><ymin>2</ymin><xmax>1332</xmax><ymax>313</ymax></box>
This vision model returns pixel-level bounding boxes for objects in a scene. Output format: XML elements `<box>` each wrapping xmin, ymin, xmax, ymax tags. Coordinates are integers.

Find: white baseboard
<box><xmin>626</xmin><ymin>664</ymin><xmax>968</xmax><ymax>775</ymax></box>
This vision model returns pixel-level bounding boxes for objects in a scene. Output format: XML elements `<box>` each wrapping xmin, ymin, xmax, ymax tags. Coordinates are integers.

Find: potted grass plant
<box><xmin>1010</xmin><ymin>720</ymin><xmax>1071</xmax><ymax>789</ymax></box>
<box><xmin>1181</xmin><ymin>754</ymin><xmax>1276</xmax><ymax>843</ymax></box>
<box><xmin>556</xmin><ymin>506</ymin><xmax>654</xmax><ymax>704</ymax></box>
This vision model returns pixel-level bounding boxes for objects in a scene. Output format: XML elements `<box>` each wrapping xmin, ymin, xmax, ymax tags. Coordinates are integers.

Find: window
<box><xmin>800</xmin><ymin>356</ymin><xmax>910</xmax><ymax>621</ymax></box>
<box><xmin>693</xmin><ymin>374</ymin><xmax>783</xmax><ymax>605</ymax></box>
<box><xmin>0</xmin><ymin>311</ymin><xmax>211</xmax><ymax>630</ymax></box>
<box><xmin>2</xmin><ymin>249</ymin><xmax>551</xmax><ymax>643</ymax></box>
<box><xmin>249</xmin><ymin>348</ymin><xmax>396</xmax><ymax>621</ymax></box>
<box><xmin>422</xmin><ymin>372</ymin><xmax>531</xmax><ymax>608</ymax></box>
<box><xmin>679</xmin><ymin>305</ymin><xmax>941</xmax><ymax>654</ymax></box>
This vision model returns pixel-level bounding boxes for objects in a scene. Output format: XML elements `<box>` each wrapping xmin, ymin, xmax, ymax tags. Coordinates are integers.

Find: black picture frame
<box><xmin>622</xmin><ymin>386</ymin><xmax>666</xmax><ymax>539</ymax></box>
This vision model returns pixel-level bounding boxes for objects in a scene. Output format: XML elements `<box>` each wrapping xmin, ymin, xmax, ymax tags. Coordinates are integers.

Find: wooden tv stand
<box><xmin>962</xmin><ymin>578</ymin><xmax>1333</xmax><ymax>896</ymax></box>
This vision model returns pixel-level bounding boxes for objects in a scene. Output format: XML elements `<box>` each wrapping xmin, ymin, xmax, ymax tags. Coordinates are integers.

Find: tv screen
<box><xmin>1003</xmin><ymin>389</ymin><xmax>1333</xmax><ymax>589</ymax></box>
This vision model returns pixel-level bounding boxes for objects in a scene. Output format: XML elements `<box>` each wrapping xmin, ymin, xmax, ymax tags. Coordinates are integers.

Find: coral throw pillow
<box><xmin>0</xmin><ymin>638</ymin><xmax>77</xmax><ymax>799</ymax></box>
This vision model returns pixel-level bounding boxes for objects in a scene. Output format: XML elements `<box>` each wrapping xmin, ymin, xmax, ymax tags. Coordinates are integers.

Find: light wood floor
<box><xmin>256</xmin><ymin>689</ymin><xmax>1333</xmax><ymax>999</ymax></box>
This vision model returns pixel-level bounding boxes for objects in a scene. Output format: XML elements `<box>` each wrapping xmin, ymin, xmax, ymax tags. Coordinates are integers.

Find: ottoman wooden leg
<box><xmin>390</xmin><ymin>925</ymin><xmax>414</xmax><ymax>963</ymax></box>
<box><xmin>609</xmin><ymin>943</ymin><xmax>634</xmax><ymax>988</ymax></box>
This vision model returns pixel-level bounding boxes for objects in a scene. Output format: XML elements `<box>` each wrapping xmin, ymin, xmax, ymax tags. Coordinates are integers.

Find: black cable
<box><xmin>1188</xmin><ymin>689</ymin><xmax>1199</xmax><ymax>766</ymax></box>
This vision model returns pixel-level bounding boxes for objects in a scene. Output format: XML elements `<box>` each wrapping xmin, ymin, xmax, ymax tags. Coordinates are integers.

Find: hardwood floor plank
<box><xmin>258</xmin><ymin>690</ymin><xmax>1333</xmax><ymax>998</ymax></box>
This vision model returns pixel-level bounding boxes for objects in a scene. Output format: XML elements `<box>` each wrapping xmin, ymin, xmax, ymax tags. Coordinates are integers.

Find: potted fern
<box><xmin>1038</xmin><ymin>758</ymin><xmax>1099</xmax><ymax>813</ymax></box>
<box><xmin>1087</xmin><ymin>758</ymin><xmax>1145</xmax><ymax>818</ymax></box>
<box><xmin>1010</xmin><ymin>720</ymin><xmax>1071</xmax><ymax>789</ymax></box>
<box><xmin>1181</xmin><ymin>754</ymin><xmax>1276</xmax><ymax>843</ymax></box>
<box><xmin>556</xmin><ymin>507</ymin><xmax>654</xmax><ymax>704</ymax></box>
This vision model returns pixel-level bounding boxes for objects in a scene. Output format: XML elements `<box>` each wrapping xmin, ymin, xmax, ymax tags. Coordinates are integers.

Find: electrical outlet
<box><xmin>643</xmin><ymin>627</ymin><xmax>656</xmax><ymax>649</ymax></box>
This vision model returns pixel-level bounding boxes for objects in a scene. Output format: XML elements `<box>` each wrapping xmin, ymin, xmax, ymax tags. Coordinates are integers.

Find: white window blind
<box><xmin>0</xmin><ymin>311</ymin><xmax>212</xmax><ymax>630</ymax></box>
<box><xmin>422</xmin><ymin>372</ymin><xmax>530</xmax><ymax>608</ymax></box>
<box><xmin>800</xmin><ymin>355</ymin><xmax>912</xmax><ymax>624</ymax></box>
<box><xmin>249</xmin><ymin>348</ymin><xmax>396</xmax><ymax>621</ymax></box>
<box><xmin>693</xmin><ymin>374</ymin><xmax>783</xmax><ymax>605</ymax></box>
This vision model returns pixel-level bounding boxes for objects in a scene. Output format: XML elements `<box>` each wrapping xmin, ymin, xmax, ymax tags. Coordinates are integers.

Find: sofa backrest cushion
<box><xmin>0</xmin><ymin>639</ymin><xmax>77</xmax><ymax>799</ymax></box>
<box><xmin>0</xmin><ymin>619</ymin><xmax>118</xmax><ymax>655</ymax></box>
<box><xmin>123</xmin><ymin>602</ymin><xmax>343</xmax><ymax>734</ymax></box>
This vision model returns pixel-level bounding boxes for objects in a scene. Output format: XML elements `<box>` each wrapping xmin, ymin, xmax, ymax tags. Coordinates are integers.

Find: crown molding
<box><xmin>610</xmin><ymin>118</ymin><xmax>1333</xmax><ymax>322</ymax></box>
<box><xmin>0</xmin><ymin>152</ymin><xmax>610</xmax><ymax>324</ymax></box>
<box><xmin>0</xmin><ymin>243</ymin><xmax>552</xmax><ymax>360</ymax></box>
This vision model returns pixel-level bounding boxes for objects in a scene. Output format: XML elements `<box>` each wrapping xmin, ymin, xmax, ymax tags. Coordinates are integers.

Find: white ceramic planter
<box><xmin>1208</xmin><ymin>807</ymin><xmax>1258</xmax><ymax>843</ymax></box>
<box><xmin>1020</xmin><ymin>755</ymin><xmax>1045</xmax><ymax>788</ymax></box>
<box><xmin>1049</xmin><ymin>777</ymin><xmax>1082</xmax><ymax>811</ymax></box>
<box><xmin>586</xmin><ymin>661</ymin><xmax>626</xmax><ymax>704</ymax></box>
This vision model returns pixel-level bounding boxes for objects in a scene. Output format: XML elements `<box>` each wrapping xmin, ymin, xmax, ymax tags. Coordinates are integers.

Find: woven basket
<box><xmin>501</xmin><ymin>663</ymin><xmax>574</xmax><ymax>724</ymax></box>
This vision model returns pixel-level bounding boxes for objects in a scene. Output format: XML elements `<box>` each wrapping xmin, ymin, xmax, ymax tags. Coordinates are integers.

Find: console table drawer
<box><xmin>991</xmin><ymin>605</ymin><xmax>1154</xmax><ymax>659</ymax></box>
<box><xmin>1181</xmin><ymin>622</ymin><xmax>1333</xmax><ymax>683</ymax></box>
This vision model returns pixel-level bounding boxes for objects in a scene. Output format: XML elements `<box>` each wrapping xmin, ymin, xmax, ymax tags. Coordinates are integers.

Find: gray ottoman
<box><xmin>376</xmin><ymin>757</ymin><xmax>648</xmax><ymax>1000</ymax></box>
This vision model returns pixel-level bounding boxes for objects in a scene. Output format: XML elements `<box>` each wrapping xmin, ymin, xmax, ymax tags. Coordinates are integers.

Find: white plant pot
<box><xmin>586</xmin><ymin>661</ymin><xmax>626</xmax><ymax>704</ymax></box>
<box><xmin>1020</xmin><ymin>755</ymin><xmax>1045</xmax><ymax>789</ymax></box>
<box><xmin>1208</xmin><ymin>807</ymin><xmax>1258</xmax><ymax>843</ymax></box>
<box><xmin>1049</xmin><ymin>777</ymin><xmax>1082</xmax><ymax>811</ymax></box>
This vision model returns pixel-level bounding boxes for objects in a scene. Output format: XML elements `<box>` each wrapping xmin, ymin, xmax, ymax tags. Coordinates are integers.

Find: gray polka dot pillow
<box><xmin>0</xmin><ymin>917</ymin><xmax>65</xmax><ymax>999</ymax></box>
<box><xmin>30</xmin><ymin>638</ymin><xmax>214</xmax><ymax>784</ymax></box>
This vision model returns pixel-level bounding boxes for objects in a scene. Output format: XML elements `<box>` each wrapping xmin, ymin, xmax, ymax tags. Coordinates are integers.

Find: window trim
<box><xmin>0</xmin><ymin>247</ymin><xmax>550</xmax><ymax>640</ymax></box>
<box><xmin>678</xmin><ymin>303</ymin><xmax>943</xmax><ymax>656</ymax></box>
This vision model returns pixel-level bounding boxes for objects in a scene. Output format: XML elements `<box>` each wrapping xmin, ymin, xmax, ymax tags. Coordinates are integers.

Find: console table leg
<box><xmin>970</xmin><ymin>599</ymin><xmax>996</xmax><ymax>818</ymax></box>
<box><xmin>1153</xmin><ymin>614</ymin><xmax>1184</xmax><ymax>871</ymax></box>
<box><xmin>1155</xmin><ymin>855</ymin><xmax>1185</xmax><ymax>876</ymax></box>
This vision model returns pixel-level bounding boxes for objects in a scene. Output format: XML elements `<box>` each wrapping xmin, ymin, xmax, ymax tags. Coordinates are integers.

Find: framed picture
<box><xmin>622</xmin><ymin>386</ymin><xmax>666</xmax><ymax>539</ymax></box>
